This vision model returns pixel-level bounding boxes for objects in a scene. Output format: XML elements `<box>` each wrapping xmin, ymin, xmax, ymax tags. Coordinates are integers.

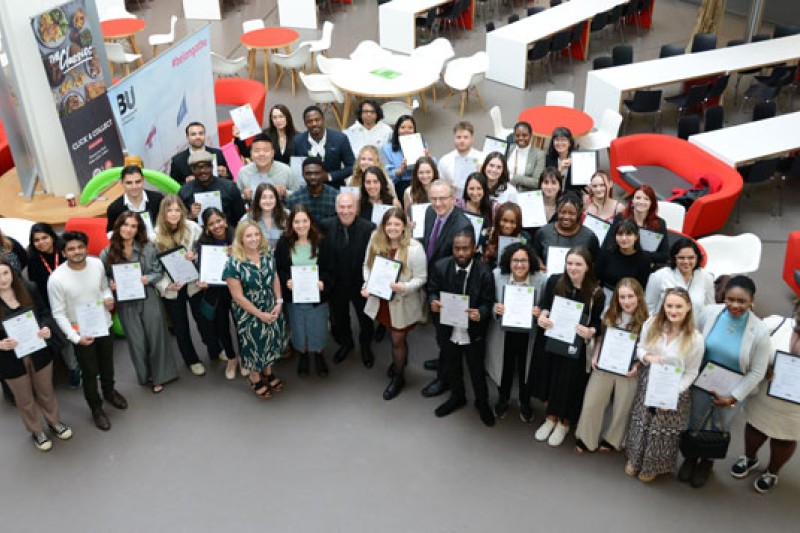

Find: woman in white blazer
<box><xmin>362</xmin><ymin>207</ymin><xmax>427</xmax><ymax>400</ymax></box>
<box><xmin>645</xmin><ymin>237</ymin><xmax>715</xmax><ymax>316</ymax></box>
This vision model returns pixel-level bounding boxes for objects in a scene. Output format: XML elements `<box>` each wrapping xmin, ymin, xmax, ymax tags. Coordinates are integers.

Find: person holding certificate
<box><xmin>488</xmin><ymin>242</ymin><xmax>547</xmax><ymax>421</ymax></box>
<box><xmin>344</xmin><ymin>99</ymin><xmax>393</xmax><ymax>156</ymax></box>
<box><xmin>178</xmin><ymin>150</ymin><xmax>246</xmax><ymax>226</ymax></box>
<box><xmin>595</xmin><ymin>220</ymin><xmax>652</xmax><ymax>297</ymax></box>
<box><xmin>456</xmin><ymin>173</ymin><xmax>493</xmax><ymax>252</ymax></box>
<box><xmin>532</xmin><ymin>247</ymin><xmax>604</xmax><ymax>446</ymax></box>
<box><xmin>403</xmin><ymin>156</ymin><xmax>439</xmax><ymax>217</ymax></box>
<box><xmin>482</xmin><ymin>203</ymin><xmax>531</xmax><ymax>269</ymax></box>
<box><xmin>275</xmin><ymin>205</ymin><xmax>334</xmax><ymax>379</ymax></box>
<box><xmin>575</xmin><ymin>278</ymin><xmax>649</xmax><ymax>453</ymax></box>
<box><xmin>437</xmin><ymin>121</ymin><xmax>484</xmax><ymax>196</ymax></box>
<box><xmin>245</xmin><ymin>183</ymin><xmax>288</xmax><ymax>250</ymax></box>
<box><xmin>604</xmin><ymin>185</ymin><xmax>669</xmax><ymax>267</ymax></box>
<box><xmin>347</xmin><ymin>145</ymin><xmax>396</xmax><ymax>196</ymax></box>
<box><xmin>532</xmin><ymin>192</ymin><xmax>600</xmax><ymax>271</ymax></box>
<box><xmin>645</xmin><ymin>238</ymin><xmax>715</xmax><ymax>316</ymax></box>
<box><xmin>358</xmin><ymin>166</ymin><xmax>402</xmax><ymax>223</ymax></box>
<box><xmin>101</xmin><ymin>212</ymin><xmax>178</xmax><ymax>394</ymax></box>
<box><xmin>235</xmin><ymin>135</ymin><xmax>299</xmax><ymax>201</ymax></box>
<box><xmin>105</xmin><ymin>165</ymin><xmax>163</xmax><ymax>239</ymax></box>
<box><xmin>197</xmin><ymin>208</ymin><xmax>240</xmax><ymax>379</ymax></box>
<box><xmin>224</xmin><ymin>221</ymin><xmax>287</xmax><ymax>399</ymax></box>
<box><xmin>234</xmin><ymin>104</ymin><xmax>298</xmax><ymax>164</ymax></box>
<box><xmin>0</xmin><ymin>258</ymin><xmax>73</xmax><ymax>451</ymax></box>
<box><xmin>507</xmin><ymin>122</ymin><xmax>545</xmax><ymax>192</ymax></box>
<box><xmin>545</xmin><ymin>127</ymin><xmax>579</xmax><ymax>192</ymax></box>
<box><xmin>481</xmin><ymin>152</ymin><xmax>519</xmax><ymax>205</ymax></box>
<box><xmin>381</xmin><ymin>115</ymin><xmax>432</xmax><ymax>201</ymax></box>
<box><xmin>539</xmin><ymin>167</ymin><xmax>563</xmax><ymax>224</ymax></box>
<box><xmin>625</xmin><ymin>287</ymin><xmax>704</xmax><ymax>482</ymax></box>
<box><xmin>362</xmin><ymin>208</ymin><xmax>427</xmax><ymax>400</ymax></box>
<box><xmin>681</xmin><ymin>276</ymin><xmax>772</xmax><ymax>488</ymax></box>
<box><xmin>48</xmin><ymin>231</ymin><xmax>128</xmax><ymax>431</ymax></box>
<box><xmin>582</xmin><ymin>171</ymin><xmax>624</xmax><ymax>222</ymax></box>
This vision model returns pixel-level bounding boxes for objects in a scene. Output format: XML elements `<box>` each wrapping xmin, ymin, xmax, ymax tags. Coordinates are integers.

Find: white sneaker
<box><xmin>239</xmin><ymin>364</ymin><xmax>248</xmax><ymax>377</ymax></box>
<box><xmin>190</xmin><ymin>363</ymin><xmax>206</xmax><ymax>376</ymax></box>
<box><xmin>225</xmin><ymin>361</ymin><xmax>237</xmax><ymax>380</ymax></box>
<box><xmin>548</xmin><ymin>423</ymin><xmax>570</xmax><ymax>447</ymax></box>
<box><xmin>535</xmin><ymin>419</ymin><xmax>557</xmax><ymax>441</ymax></box>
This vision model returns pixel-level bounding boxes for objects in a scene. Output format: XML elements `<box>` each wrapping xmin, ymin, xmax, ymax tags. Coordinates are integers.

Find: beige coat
<box><xmin>363</xmin><ymin>238</ymin><xmax>427</xmax><ymax>329</ymax></box>
<box><xmin>154</xmin><ymin>220</ymin><xmax>203</xmax><ymax>299</ymax></box>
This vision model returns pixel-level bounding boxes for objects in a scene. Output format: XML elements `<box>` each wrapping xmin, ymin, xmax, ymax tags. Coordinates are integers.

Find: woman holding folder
<box><xmin>583</xmin><ymin>171</ymin><xmax>624</xmax><ymax>221</ymax></box>
<box><xmin>594</xmin><ymin>220</ymin><xmax>652</xmax><ymax>298</ymax></box>
<box><xmin>481</xmin><ymin>151</ymin><xmax>519</xmax><ymax>204</ymax></box>
<box><xmin>680</xmin><ymin>276</ymin><xmax>772</xmax><ymax>488</ymax></box>
<box><xmin>625</xmin><ymin>287</ymin><xmax>704</xmax><ymax>482</ymax></box>
<box><xmin>381</xmin><ymin>115</ymin><xmax>430</xmax><ymax>201</ymax></box>
<box><xmin>545</xmin><ymin>127</ymin><xmax>577</xmax><ymax>191</ymax></box>
<box><xmin>358</xmin><ymin>166</ymin><xmax>403</xmax><ymax>223</ymax></box>
<box><xmin>361</xmin><ymin>208</ymin><xmax>427</xmax><ymax>400</ymax></box>
<box><xmin>245</xmin><ymin>183</ymin><xmax>288</xmax><ymax>250</ymax></box>
<box><xmin>532</xmin><ymin>191</ymin><xmax>600</xmax><ymax>270</ymax></box>
<box><xmin>101</xmin><ymin>212</ymin><xmax>177</xmax><ymax>393</ymax></box>
<box><xmin>482</xmin><ymin>202</ymin><xmax>531</xmax><ymax>269</ymax></box>
<box><xmin>403</xmin><ymin>156</ymin><xmax>438</xmax><ymax>214</ymax></box>
<box><xmin>604</xmin><ymin>185</ymin><xmax>669</xmax><ymax>267</ymax></box>
<box><xmin>575</xmin><ymin>278</ymin><xmax>649</xmax><ymax>453</ymax></box>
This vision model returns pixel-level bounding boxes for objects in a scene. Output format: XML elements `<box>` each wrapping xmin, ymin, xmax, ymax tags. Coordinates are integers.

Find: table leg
<box><xmin>341</xmin><ymin>92</ymin><xmax>352</xmax><ymax>128</ymax></box>
<box><xmin>128</xmin><ymin>36</ymin><xmax>144</xmax><ymax>67</ymax></box>
<box><xmin>263</xmin><ymin>50</ymin><xmax>270</xmax><ymax>86</ymax></box>
<box><xmin>247</xmin><ymin>49</ymin><xmax>255</xmax><ymax>78</ymax></box>
<box><xmin>419</xmin><ymin>90</ymin><xmax>428</xmax><ymax>112</ymax></box>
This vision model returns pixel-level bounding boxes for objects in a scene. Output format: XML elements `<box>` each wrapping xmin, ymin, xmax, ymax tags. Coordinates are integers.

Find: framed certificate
<box><xmin>291</xmin><ymin>265</ymin><xmax>321</xmax><ymax>303</ymax></box>
<box><xmin>463</xmin><ymin>212</ymin><xmax>484</xmax><ymax>244</ymax></box>
<box><xmin>158</xmin><ymin>247</ymin><xmax>200</xmax><ymax>285</ymax></box>
<box><xmin>370</xmin><ymin>203</ymin><xmax>393</xmax><ymax>226</ymax></box>
<box><xmin>111</xmin><ymin>262</ymin><xmax>146</xmax><ymax>302</ymax></box>
<box><xmin>583</xmin><ymin>213</ymin><xmax>611</xmax><ymax>244</ymax></box>
<box><xmin>693</xmin><ymin>361</ymin><xmax>743</xmax><ymax>397</ymax></box>
<box><xmin>193</xmin><ymin>191</ymin><xmax>222</xmax><ymax>217</ymax></box>
<box><xmin>545</xmin><ymin>246</ymin><xmax>570</xmax><ymax>277</ymax></box>
<box><xmin>644</xmin><ymin>363</ymin><xmax>683</xmax><ymax>410</ymax></box>
<box><xmin>2</xmin><ymin>309</ymin><xmax>46</xmax><ymax>358</ymax></box>
<box><xmin>596</xmin><ymin>327</ymin><xmax>638</xmax><ymax>376</ymax></box>
<box><xmin>544</xmin><ymin>295</ymin><xmax>583</xmax><ymax>344</ymax></box>
<box><xmin>639</xmin><ymin>228</ymin><xmax>664</xmax><ymax>253</ymax></box>
<box><xmin>199</xmin><ymin>245</ymin><xmax>229</xmax><ymax>286</ymax></box>
<box><xmin>497</xmin><ymin>235</ymin><xmax>523</xmax><ymax>264</ymax></box>
<box><xmin>483</xmin><ymin>135</ymin><xmax>509</xmax><ymax>157</ymax></box>
<box><xmin>517</xmin><ymin>191</ymin><xmax>547</xmax><ymax>228</ymax></box>
<box><xmin>501</xmin><ymin>285</ymin><xmax>535</xmax><ymax>330</ymax></box>
<box><xmin>768</xmin><ymin>350</ymin><xmax>800</xmax><ymax>405</ymax></box>
<box><xmin>366</xmin><ymin>255</ymin><xmax>402</xmax><ymax>301</ymax></box>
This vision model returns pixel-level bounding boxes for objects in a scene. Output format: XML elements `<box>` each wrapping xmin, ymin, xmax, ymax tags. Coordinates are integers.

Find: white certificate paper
<box><xmin>583</xmin><ymin>214</ymin><xmax>611</xmax><ymax>244</ymax></box>
<box><xmin>768</xmin><ymin>351</ymin><xmax>800</xmax><ymax>405</ymax></box>
<box><xmin>639</xmin><ymin>228</ymin><xmax>664</xmax><ymax>253</ymax></box>
<box><xmin>139</xmin><ymin>211</ymin><xmax>155</xmax><ymax>238</ymax></box>
<box><xmin>544</xmin><ymin>296</ymin><xmax>584</xmax><ymax>344</ymax></box>
<box><xmin>111</xmin><ymin>262</ymin><xmax>146</xmax><ymax>302</ymax></box>
<box><xmin>194</xmin><ymin>191</ymin><xmax>222</xmax><ymax>217</ymax></box>
<box><xmin>454</xmin><ymin>156</ymin><xmax>480</xmax><ymax>194</ymax></box>
<box><xmin>158</xmin><ymin>247</ymin><xmax>200</xmax><ymax>284</ymax></box>
<box><xmin>569</xmin><ymin>151</ymin><xmax>597</xmax><ymax>186</ymax></box>
<box><xmin>75</xmin><ymin>301</ymin><xmax>109</xmax><ymax>338</ymax></box>
<box><xmin>340</xmin><ymin>186</ymin><xmax>360</xmax><ymax>198</ymax></box>
<box><xmin>517</xmin><ymin>190</ymin><xmax>547</xmax><ymax>227</ymax></box>
<box><xmin>200</xmin><ymin>245</ymin><xmax>229</xmax><ymax>286</ymax></box>
<box><xmin>230</xmin><ymin>103</ymin><xmax>262</xmax><ymax>140</ymax></box>
<box><xmin>370</xmin><ymin>203</ymin><xmax>393</xmax><ymax>226</ymax></box>
<box><xmin>501</xmin><ymin>285</ymin><xmax>535</xmax><ymax>329</ymax></box>
<box><xmin>645</xmin><ymin>363</ymin><xmax>683</xmax><ymax>410</ymax></box>
<box><xmin>463</xmin><ymin>212</ymin><xmax>484</xmax><ymax>244</ymax></box>
<box><xmin>411</xmin><ymin>203</ymin><xmax>430</xmax><ymax>239</ymax></box>
<box><xmin>366</xmin><ymin>255</ymin><xmax>402</xmax><ymax>301</ymax></box>
<box><xmin>497</xmin><ymin>235</ymin><xmax>523</xmax><ymax>264</ymax></box>
<box><xmin>693</xmin><ymin>361</ymin><xmax>743</xmax><ymax>397</ymax></box>
<box><xmin>439</xmin><ymin>291</ymin><xmax>469</xmax><ymax>329</ymax></box>
<box><xmin>290</xmin><ymin>156</ymin><xmax>306</xmax><ymax>182</ymax></box>
<box><xmin>597</xmin><ymin>327</ymin><xmax>638</xmax><ymax>375</ymax></box>
<box><xmin>399</xmin><ymin>133</ymin><xmax>425</xmax><ymax>165</ymax></box>
<box><xmin>291</xmin><ymin>265</ymin><xmax>320</xmax><ymax>303</ymax></box>
<box><xmin>483</xmin><ymin>135</ymin><xmax>509</xmax><ymax>156</ymax></box>
<box><xmin>545</xmin><ymin>246</ymin><xmax>570</xmax><ymax>277</ymax></box>
<box><xmin>2</xmin><ymin>310</ymin><xmax>46</xmax><ymax>358</ymax></box>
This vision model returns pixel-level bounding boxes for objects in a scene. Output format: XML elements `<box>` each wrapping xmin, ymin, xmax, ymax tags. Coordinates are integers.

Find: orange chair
<box><xmin>214</xmin><ymin>78</ymin><xmax>267</xmax><ymax>146</ymax></box>
<box><xmin>783</xmin><ymin>231</ymin><xmax>800</xmax><ymax>296</ymax></box>
<box><xmin>64</xmin><ymin>217</ymin><xmax>110</xmax><ymax>256</ymax></box>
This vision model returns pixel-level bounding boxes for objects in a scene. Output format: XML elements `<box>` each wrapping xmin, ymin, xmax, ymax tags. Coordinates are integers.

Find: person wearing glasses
<box><xmin>345</xmin><ymin>99</ymin><xmax>392</xmax><ymax>155</ymax></box>
<box><xmin>645</xmin><ymin>238</ymin><xmax>715</xmax><ymax>316</ymax></box>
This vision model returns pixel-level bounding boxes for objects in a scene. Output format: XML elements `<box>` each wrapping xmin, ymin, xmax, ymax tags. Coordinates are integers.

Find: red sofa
<box><xmin>609</xmin><ymin>134</ymin><xmax>743</xmax><ymax>238</ymax></box>
<box><xmin>214</xmin><ymin>78</ymin><xmax>267</xmax><ymax>147</ymax></box>
<box><xmin>784</xmin><ymin>231</ymin><xmax>800</xmax><ymax>296</ymax></box>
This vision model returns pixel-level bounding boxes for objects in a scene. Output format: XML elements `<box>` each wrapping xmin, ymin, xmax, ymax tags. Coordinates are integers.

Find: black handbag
<box><xmin>679</xmin><ymin>406</ymin><xmax>731</xmax><ymax>460</ymax></box>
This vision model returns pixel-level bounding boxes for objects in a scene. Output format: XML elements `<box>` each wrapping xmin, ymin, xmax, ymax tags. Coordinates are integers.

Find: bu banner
<box><xmin>30</xmin><ymin>0</ymin><xmax>123</xmax><ymax>186</ymax></box>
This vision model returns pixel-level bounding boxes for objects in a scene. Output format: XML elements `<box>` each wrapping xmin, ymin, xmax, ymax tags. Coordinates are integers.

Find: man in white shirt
<box><xmin>437</xmin><ymin>121</ymin><xmax>484</xmax><ymax>197</ymax></box>
<box><xmin>344</xmin><ymin>99</ymin><xmax>393</xmax><ymax>155</ymax></box>
<box><xmin>48</xmin><ymin>232</ymin><xmax>128</xmax><ymax>431</ymax></box>
<box><xmin>106</xmin><ymin>165</ymin><xmax>163</xmax><ymax>240</ymax></box>
<box><xmin>236</xmin><ymin>134</ymin><xmax>299</xmax><ymax>201</ymax></box>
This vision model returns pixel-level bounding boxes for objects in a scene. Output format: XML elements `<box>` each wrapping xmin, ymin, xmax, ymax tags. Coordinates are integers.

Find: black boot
<box><xmin>297</xmin><ymin>353</ymin><xmax>310</xmax><ymax>378</ymax></box>
<box><xmin>315</xmin><ymin>352</ymin><xmax>329</xmax><ymax>378</ymax></box>
<box><xmin>383</xmin><ymin>374</ymin><xmax>405</xmax><ymax>400</ymax></box>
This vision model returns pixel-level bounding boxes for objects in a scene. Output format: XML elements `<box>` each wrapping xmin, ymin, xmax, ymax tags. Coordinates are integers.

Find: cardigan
<box><xmin>645</xmin><ymin>266</ymin><xmax>715</xmax><ymax>316</ymax></box>
<box><xmin>274</xmin><ymin>236</ymin><xmax>334</xmax><ymax>305</ymax></box>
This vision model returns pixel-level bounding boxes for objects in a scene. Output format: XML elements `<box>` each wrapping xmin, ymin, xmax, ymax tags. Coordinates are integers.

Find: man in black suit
<box><xmin>319</xmin><ymin>191</ymin><xmax>376</xmax><ymax>368</ymax></box>
<box><xmin>420</xmin><ymin>179</ymin><xmax>472</xmax><ymax>398</ymax></box>
<box><xmin>106</xmin><ymin>165</ymin><xmax>163</xmax><ymax>238</ymax></box>
<box><xmin>177</xmin><ymin>150</ymin><xmax>246</xmax><ymax>225</ymax></box>
<box><xmin>292</xmin><ymin>106</ymin><xmax>355</xmax><ymax>189</ymax></box>
<box><xmin>428</xmin><ymin>229</ymin><xmax>496</xmax><ymax>427</ymax></box>
<box><xmin>169</xmin><ymin>122</ymin><xmax>231</xmax><ymax>185</ymax></box>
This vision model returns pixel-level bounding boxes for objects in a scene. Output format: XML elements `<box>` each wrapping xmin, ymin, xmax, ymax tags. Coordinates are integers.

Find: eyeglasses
<box><xmin>430</xmin><ymin>196</ymin><xmax>450</xmax><ymax>203</ymax></box>
<box><xmin>361</xmin><ymin>109</ymin><xmax>377</xmax><ymax>114</ymax></box>
<box><xmin>675</xmin><ymin>255</ymin><xmax>697</xmax><ymax>261</ymax></box>
<box><xmin>511</xmin><ymin>258</ymin><xmax>529</xmax><ymax>264</ymax></box>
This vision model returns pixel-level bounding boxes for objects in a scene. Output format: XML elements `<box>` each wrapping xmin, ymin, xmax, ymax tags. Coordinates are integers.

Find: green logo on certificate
<box><xmin>25</xmin><ymin>311</ymin><xmax>33</xmax><ymax>318</ymax></box>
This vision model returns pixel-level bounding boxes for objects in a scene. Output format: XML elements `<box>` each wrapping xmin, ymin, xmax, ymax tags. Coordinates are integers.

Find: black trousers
<box><xmin>162</xmin><ymin>287</ymin><xmax>203</xmax><ymax>366</ymax></box>
<box><xmin>442</xmin><ymin>338</ymin><xmax>489</xmax><ymax>404</ymax></box>
<box><xmin>199</xmin><ymin>288</ymin><xmax>237</xmax><ymax>359</ymax></box>
<box><xmin>329</xmin><ymin>283</ymin><xmax>373</xmax><ymax>348</ymax></box>
<box><xmin>74</xmin><ymin>333</ymin><xmax>115</xmax><ymax>410</ymax></box>
<box><xmin>499</xmin><ymin>331</ymin><xmax>530</xmax><ymax>405</ymax></box>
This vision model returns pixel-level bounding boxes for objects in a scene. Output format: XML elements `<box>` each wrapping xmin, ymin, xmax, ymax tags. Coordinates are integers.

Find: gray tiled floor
<box><xmin>1</xmin><ymin>1</ymin><xmax>798</xmax><ymax>531</ymax></box>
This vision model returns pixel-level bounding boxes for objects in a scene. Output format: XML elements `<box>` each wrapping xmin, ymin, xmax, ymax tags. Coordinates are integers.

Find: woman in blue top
<box><xmin>380</xmin><ymin>115</ymin><xmax>430</xmax><ymax>202</ymax></box>
<box><xmin>680</xmin><ymin>275</ymin><xmax>773</xmax><ymax>488</ymax></box>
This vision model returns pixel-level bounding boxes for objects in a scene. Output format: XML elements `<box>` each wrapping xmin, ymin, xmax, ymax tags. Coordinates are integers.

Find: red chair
<box><xmin>214</xmin><ymin>78</ymin><xmax>267</xmax><ymax>146</ymax></box>
<box><xmin>0</xmin><ymin>120</ymin><xmax>14</xmax><ymax>176</ymax></box>
<box><xmin>64</xmin><ymin>217</ymin><xmax>109</xmax><ymax>256</ymax></box>
<box><xmin>783</xmin><ymin>231</ymin><xmax>800</xmax><ymax>296</ymax></box>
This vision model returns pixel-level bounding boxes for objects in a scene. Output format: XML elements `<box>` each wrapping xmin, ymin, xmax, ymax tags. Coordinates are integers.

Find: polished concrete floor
<box><xmin>1</xmin><ymin>1</ymin><xmax>799</xmax><ymax>531</ymax></box>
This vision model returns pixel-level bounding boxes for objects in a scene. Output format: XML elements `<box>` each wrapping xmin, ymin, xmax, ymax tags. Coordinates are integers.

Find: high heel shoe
<box><xmin>383</xmin><ymin>374</ymin><xmax>405</xmax><ymax>400</ymax></box>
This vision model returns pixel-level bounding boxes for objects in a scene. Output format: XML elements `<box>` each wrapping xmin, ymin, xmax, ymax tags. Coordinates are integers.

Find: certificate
<box><xmin>768</xmin><ymin>351</ymin><xmax>800</xmax><ymax>405</ymax></box>
<box><xmin>366</xmin><ymin>255</ymin><xmax>402</xmax><ymax>301</ymax></box>
<box><xmin>290</xmin><ymin>156</ymin><xmax>306</xmax><ymax>183</ymax></box>
<box><xmin>439</xmin><ymin>291</ymin><xmax>469</xmax><ymax>329</ymax></box>
<box><xmin>517</xmin><ymin>190</ymin><xmax>547</xmax><ymax>227</ymax></box>
<box><xmin>193</xmin><ymin>191</ymin><xmax>222</xmax><ymax>217</ymax></box>
<box><xmin>75</xmin><ymin>301</ymin><xmax>109</xmax><ymax>338</ymax></box>
<box><xmin>644</xmin><ymin>363</ymin><xmax>683</xmax><ymax>410</ymax></box>
<box><xmin>501</xmin><ymin>285</ymin><xmax>535</xmax><ymax>329</ymax></box>
<box><xmin>545</xmin><ymin>246</ymin><xmax>570</xmax><ymax>277</ymax></box>
<box><xmin>569</xmin><ymin>150</ymin><xmax>597</xmax><ymax>186</ymax></box>
<box><xmin>693</xmin><ymin>361</ymin><xmax>743</xmax><ymax>397</ymax></box>
<box><xmin>483</xmin><ymin>135</ymin><xmax>509</xmax><ymax>156</ymax></box>
<box><xmin>453</xmin><ymin>156</ymin><xmax>480</xmax><ymax>193</ymax></box>
<box><xmin>399</xmin><ymin>133</ymin><xmax>425</xmax><ymax>165</ymax></box>
<box><xmin>139</xmin><ymin>211</ymin><xmax>155</xmax><ymax>238</ymax></box>
<box><xmin>597</xmin><ymin>327</ymin><xmax>638</xmax><ymax>375</ymax></box>
<box><xmin>497</xmin><ymin>235</ymin><xmax>523</xmax><ymax>264</ymax></box>
<box><xmin>158</xmin><ymin>247</ymin><xmax>200</xmax><ymax>284</ymax></box>
<box><xmin>583</xmin><ymin>214</ymin><xmax>611</xmax><ymax>244</ymax></box>
<box><xmin>291</xmin><ymin>265</ymin><xmax>320</xmax><ymax>303</ymax></box>
<box><xmin>410</xmin><ymin>203</ymin><xmax>430</xmax><ymax>239</ymax></box>
<box><xmin>340</xmin><ymin>186</ymin><xmax>360</xmax><ymax>198</ymax></box>
<box><xmin>463</xmin><ymin>212</ymin><xmax>484</xmax><ymax>244</ymax></box>
<box><xmin>230</xmin><ymin>103</ymin><xmax>262</xmax><ymax>140</ymax></box>
<box><xmin>544</xmin><ymin>296</ymin><xmax>584</xmax><ymax>344</ymax></box>
<box><xmin>2</xmin><ymin>310</ymin><xmax>46</xmax><ymax>358</ymax></box>
<box><xmin>370</xmin><ymin>203</ymin><xmax>393</xmax><ymax>226</ymax></box>
<box><xmin>639</xmin><ymin>228</ymin><xmax>664</xmax><ymax>253</ymax></box>
<box><xmin>111</xmin><ymin>262</ymin><xmax>146</xmax><ymax>302</ymax></box>
<box><xmin>199</xmin><ymin>245</ymin><xmax>229</xmax><ymax>286</ymax></box>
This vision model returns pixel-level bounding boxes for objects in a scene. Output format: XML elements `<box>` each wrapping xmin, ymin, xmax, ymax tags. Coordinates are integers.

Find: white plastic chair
<box><xmin>299</xmin><ymin>71</ymin><xmax>345</xmax><ymax>129</ymax></box>
<box><xmin>105</xmin><ymin>42</ymin><xmax>141</xmax><ymax>76</ymax></box>
<box><xmin>442</xmin><ymin>51</ymin><xmax>489</xmax><ymax>116</ymax></box>
<box><xmin>242</xmin><ymin>19</ymin><xmax>265</xmax><ymax>33</ymax></box>
<box><xmin>97</xmin><ymin>0</ymin><xmax>136</xmax><ymax>21</ymax></box>
<box><xmin>696</xmin><ymin>233</ymin><xmax>762</xmax><ymax>278</ymax></box>
<box><xmin>410</xmin><ymin>38</ymin><xmax>455</xmax><ymax>100</ymax></box>
<box><xmin>349</xmin><ymin>40</ymin><xmax>392</xmax><ymax>62</ymax></box>
<box><xmin>316</xmin><ymin>55</ymin><xmax>348</xmax><ymax>75</ymax></box>
<box><xmin>578</xmin><ymin>108</ymin><xmax>623</xmax><ymax>151</ymax></box>
<box><xmin>272</xmin><ymin>44</ymin><xmax>312</xmax><ymax>96</ymax></box>
<box><xmin>381</xmin><ymin>100</ymin><xmax>420</xmax><ymax>127</ymax></box>
<box><xmin>0</xmin><ymin>217</ymin><xmax>35</xmax><ymax>245</ymax></box>
<box><xmin>148</xmin><ymin>15</ymin><xmax>178</xmax><ymax>57</ymax></box>
<box><xmin>656</xmin><ymin>201</ymin><xmax>686</xmax><ymax>232</ymax></box>
<box><xmin>299</xmin><ymin>21</ymin><xmax>334</xmax><ymax>69</ymax></box>
<box><xmin>211</xmin><ymin>52</ymin><xmax>247</xmax><ymax>77</ymax></box>
<box><xmin>545</xmin><ymin>90</ymin><xmax>575</xmax><ymax>108</ymax></box>
<box><xmin>489</xmin><ymin>105</ymin><xmax>513</xmax><ymax>139</ymax></box>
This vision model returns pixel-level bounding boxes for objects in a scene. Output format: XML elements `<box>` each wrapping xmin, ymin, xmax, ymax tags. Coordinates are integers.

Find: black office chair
<box><xmin>527</xmin><ymin>38</ymin><xmax>553</xmax><ymax>86</ymax></box>
<box><xmin>736</xmin><ymin>157</ymin><xmax>782</xmax><ymax>222</ymax></box>
<box><xmin>726</xmin><ymin>39</ymin><xmax>745</xmax><ymax>47</ymax></box>
<box><xmin>743</xmin><ymin>66</ymin><xmax>797</xmax><ymax>109</ymax></box>
<box><xmin>550</xmin><ymin>0</ymin><xmax>562</xmax><ymax>6</ymax></box>
<box><xmin>508</xmin><ymin>13</ymin><xmax>520</xmax><ymax>24</ymax></box>
<box><xmin>612</xmin><ymin>44</ymin><xmax>633</xmax><ymax>66</ymax></box>
<box><xmin>528</xmin><ymin>6</ymin><xmax>546</xmax><ymax>16</ymax></box>
<box><xmin>703</xmin><ymin>105</ymin><xmax>724</xmax><ymax>132</ymax></box>
<box><xmin>623</xmin><ymin>89</ymin><xmax>662</xmax><ymax>133</ymax></box>
<box><xmin>777</xmin><ymin>155</ymin><xmax>800</xmax><ymax>216</ymax></box>
<box><xmin>752</xmin><ymin>101</ymin><xmax>777</xmax><ymax>121</ymax></box>
<box><xmin>752</xmin><ymin>33</ymin><xmax>772</xmax><ymax>42</ymax></box>
<box><xmin>703</xmin><ymin>74</ymin><xmax>730</xmax><ymax>109</ymax></box>
<box><xmin>550</xmin><ymin>30</ymin><xmax>573</xmax><ymax>69</ymax></box>
<box><xmin>676</xmin><ymin>115</ymin><xmax>700</xmax><ymax>140</ymax></box>
<box><xmin>659</xmin><ymin>44</ymin><xmax>685</xmax><ymax>58</ymax></box>
<box><xmin>733</xmin><ymin>34</ymin><xmax>773</xmax><ymax>103</ymax></box>
<box><xmin>485</xmin><ymin>21</ymin><xmax>496</xmax><ymax>33</ymax></box>
<box><xmin>606</xmin><ymin>5</ymin><xmax>626</xmax><ymax>41</ymax></box>
<box><xmin>593</xmin><ymin>56</ymin><xmax>614</xmax><ymax>70</ymax></box>
<box><xmin>773</xmin><ymin>24</ymin><xmax>800</xmax><ymax>39</ymax></box>
<box><xmin>664</xmin><ymin>83</ymin><xmax>711</xmax><ymax>120</ymax></box>
<box><xmin>690</xmin><ymin>33</ymin><xmax>717</xmax><ymax>53</ymax></box>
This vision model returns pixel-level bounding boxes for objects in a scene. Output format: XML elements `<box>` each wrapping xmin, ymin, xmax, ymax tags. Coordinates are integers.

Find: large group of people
<box><xmin>0</xmin><ymin>101</ymin><xmax>797</xmax><ymax>497</ymax></box>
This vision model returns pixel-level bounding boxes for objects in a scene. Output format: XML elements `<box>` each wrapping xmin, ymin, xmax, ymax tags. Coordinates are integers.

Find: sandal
<box><xmin>599</xmin><ymin>439</ymin><xmax>616</xmax><ymax>452</ymax></box>
<box><xmin>575</xmin><ymin>439</ymin><xmax>591</xmax><ymax>454</ymax></box>
<box><xmin>246</xmin><ymin>377</ymin><xmax>272</xmax><ymax>399</ymax></box>
<box><xmin>264</xmin><ymin>374</ymin><xmax>284</xmax><ymax>393</ymax></box>
<box><xmin>152</xmin><ymin>384</ymin><xmax>164</xmax><ymax>394</ymax></box>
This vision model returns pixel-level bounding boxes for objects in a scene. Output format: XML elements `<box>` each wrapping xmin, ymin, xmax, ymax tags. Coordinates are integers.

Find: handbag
<box><xmin>679</xmin><ymin>406</ymin><xmax>731</xmax><ymax>460</ymax></box>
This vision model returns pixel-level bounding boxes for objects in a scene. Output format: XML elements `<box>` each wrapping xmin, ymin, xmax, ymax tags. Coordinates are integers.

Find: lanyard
<box><xmin>39</xmin><ymin>253</ymin><xmax>59</xmax><ymax>274</ymax></box>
